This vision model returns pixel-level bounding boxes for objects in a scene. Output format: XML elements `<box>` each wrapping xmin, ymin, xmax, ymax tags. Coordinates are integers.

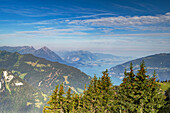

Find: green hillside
<box><xmin>109</xmin><ymin>53</ymin><xmax>170</xmax><ymax>81</ymax></box>
<box><xmin>0</xmin><ymin>69</ymin><xmax>47</xmax><ymax>113</ymax></box>
<box><xmin>0</xmin><ymin>50</ymin><xmax>91</xmax><ymax>95</ymax></box>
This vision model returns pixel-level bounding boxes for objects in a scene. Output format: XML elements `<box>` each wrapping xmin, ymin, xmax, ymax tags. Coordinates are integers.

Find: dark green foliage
<box><xmin>43</xmin><ymin>70</ymin><xmax>117</xmax><ymax>113</ymax></box>
<box><xmin>82</xmin><ymin>70</ymin><xmax>117</xmax><ymax>113</ymax></box>
<box><xmin>43</xmin><ymin>85</ymin><xmax>60</xmax><ymax>113</ymax></box>
<box><xmin>118</xmin><ymin>61</ymin><xmax>165</xmax><ymax>113</ymax></box>
<box><xmin>43</xmin><ymin>61</ymin><xmax>167</xmax><ymax>113</ymax></box>
<box><xmin>159</xmin><ymin>87</ymin><xmax>170</xmax><ymax>113</ymax></box>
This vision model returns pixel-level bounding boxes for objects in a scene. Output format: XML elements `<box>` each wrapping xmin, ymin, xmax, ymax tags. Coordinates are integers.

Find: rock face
<box><xmin>0</xmin><ymin>72</ymin><xmax>5</xmax><ymax>93</ymax></box>
<box><xmin>109</xmin><ymin>53</ymin><xmax>170</xmax><ymax>81</ymax></box>
<box><xmin>0</xmin><ymin>50</ymin><xmax>91</xmax><ymax>94</ymax></box>
<box><xmin>0</xmin><ymin>70</ymin><xmax>47</xmax><ymax>113</ymax></box>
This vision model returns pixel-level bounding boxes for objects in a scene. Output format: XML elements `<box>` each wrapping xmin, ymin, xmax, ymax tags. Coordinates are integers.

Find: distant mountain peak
<box><xmin>39</xmin><ymin>46</ymin><xmax>51</xmax><ymax>51</ymax></box>
<box><xmin>21</xmin><ymin>46</ymin><xmax>35</xmax><ymax>50</ymax></box>
<box><xmin>28</xmin><ymin>46</ymin><xmax>34</xmax><ymax>49</ymax></box>
<box><xmin>0</xmin><ymin>46</ymin><xmax>64</xmax><ymax>63</ymax></box>
<box><xmin>42</xmin><ymin>46</ymin><xmax>49</xmax><ymax>49</ymax></box>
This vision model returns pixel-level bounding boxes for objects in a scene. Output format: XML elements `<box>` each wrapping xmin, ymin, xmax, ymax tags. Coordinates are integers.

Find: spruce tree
<box><xmin>83</xmin><ymin>70</ymin><xmax>116</xmax><ymax>113</ymax></box>
<box><xmin>118</xmin><ymin>63</ymin><xmax>136</xmax><ymax>113</ymax></box>
<box><xmin>118</xmin><ymin>61</ymin><xmax>165</xmax><ymax>113</ymax></box>
<box><xmin>159</xmin><ymin>87</ymin><xmax>170</xmax><ymax>113</ymax></box>
<box><xmin>63</xmin><ymin>88</ymin><xmax>72</xmax><ymax>113</ymax></box>
<box><xmin>83</xmin><ymin>75</ymin><xmax>99</xmax><ymax>112</ymax></box>
<box><xmin>58</xmin><ymin>83</ymin><xmax>65</xmax><ymax>113</ymax></box>
<box><xmin>43</xmin><ymin>85</ymin><xmax>60</xmax><ymax>113</ymax></box>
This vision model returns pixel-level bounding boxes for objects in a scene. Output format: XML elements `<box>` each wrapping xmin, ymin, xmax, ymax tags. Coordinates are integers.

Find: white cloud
<box><xmin>21</xmin><ymin>19</ymin><xmax>58</xmax><ymax>25</ymax></box>
<box><xmin>16</xmin><ymin>29</ymin><xmax>89</xmax><ymax>36</ymax></box>
<box><xmin>100</xmin><ymin>33</ymin><xmax>170</xmax><ymax>37</ymax></box>
<box><xmin>0</xmin><ymin>28</ymin><xmax>90</xmax><ymax>39</ymax></box>
<box><xmin>69</xmin><ymin>12</ymin><xmax>170</xmax><ymax>26</ymax></box>
<box><xmin>74</xmin><ymin>13</ymin><xmax>116</xmax><ymax>19</ymax></box>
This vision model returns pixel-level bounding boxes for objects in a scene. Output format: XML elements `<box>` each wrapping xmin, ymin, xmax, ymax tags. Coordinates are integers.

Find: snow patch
<box><xmin>38</xmin><ymin>81</ymin><xmax>42</xmax><ymax>86</ymax></box>
<box><xmin>15</xmin><ymin>82</ymin><xmax>23</xmax><ymax>86</ymax></box>
<box><xmin>0</xmin><ymin>79</ymin><xmax>5</xmax><ymax>92</ymax></box>
<box><xmin>3</xmin><ymin>71</ymin><xmax>14</xmax><ymax>82</ymax></box>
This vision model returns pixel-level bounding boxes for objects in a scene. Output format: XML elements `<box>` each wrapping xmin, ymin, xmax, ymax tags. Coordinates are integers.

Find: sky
<box><xmin>0</xmin><ymin>0</ymin><xmax>170</xmax><ymax>57</ymax></box>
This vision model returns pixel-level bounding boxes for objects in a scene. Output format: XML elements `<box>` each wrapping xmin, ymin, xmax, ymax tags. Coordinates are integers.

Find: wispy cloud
<box><xmin>134</xmin><ymin>2</ymin><xmax>164</xmax><ymax>13</ymax></box>
<box><xmin>0</xmin><ymin>5</ymin><xmax>112</xmax><ymax>18</ymax></box>
<box><xmin>100</xmin><ymin>33</ymin><xmax>170</xmax><ymax>38</ymax></box>
<box><xmin>74</xmin><ymin>13</ymin><xmax>116</xmax><ymax>19</ymax></box>
<box><xmin>16</xmin><ymin>28</ymin><xmax>89</xmax><ymax>36</ymax></box>
<box><xmin>0</xmin><ymin>27</ymin><xmax>91</xmax><ymax>39</ymax></box>
<box><xmin>69</xmin><ymin>12</ymin><xmax>170</xmax><ymax>26</ymax></box>
<box><xmin>112</xmin><ymin>4</ymin><xmax>145</xmax><ymax>12</ymax></box>
<box><xmin>0</xmin><ymin>8</ymin><xmax>61</xmax><ymax>17</ymax></box>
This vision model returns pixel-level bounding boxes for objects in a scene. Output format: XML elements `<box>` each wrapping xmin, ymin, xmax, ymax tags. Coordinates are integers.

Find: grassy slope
<box><xmin>0</xmin><ymin>51</ymin><xmax>91</xmax><ymax>95</ymax></box>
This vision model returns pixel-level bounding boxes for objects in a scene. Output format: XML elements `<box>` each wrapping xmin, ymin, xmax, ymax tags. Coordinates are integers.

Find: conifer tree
<box><xmin>118</xmin><ymin>61</ymin><xmax>165</xmax><ymax>113</ymax></box>
<box><xmin>83</xmin><ymin>70</ymin><xmax>117</xmax><ymax>113</ymax></box>
<box><xmin>71</xmin><ymin>93</ymin><xmax>82</xmax><ymax>112</ymax></box>
<box><xmin>83</xmin><ymin>75</ymin><xmax>98</xmax><ymax>112</ymax></box>
<box><xmin>159</xmin><ymin>87</ymin><xmax>170</xmax><ymax>113</ymax></box>
<box><xmin>118</xmin><ymin>63</ymin><xmax>136</xmax><ymax>113</ymax></box>
<box><xmin>100</xmin><ymin>70</ymin><xmax>114</xmax><ymax>112</ymax></box>
<box><xmin>63</xmin><ymin>88</ymin><xmax>72</xmax><ymax>113</ymax></box>
<box><xmin>58</xmin><ymin>83</ymin><xmax>65</xmax><ymax>113</ymax></box>
<box><xmin>43</xmin><ymin>84</ymin><xmax>66</xmax><ymax>113</ymax></box>
<box><xmin>43</xmin><ymin>85</ymin><xmax>60</xmax><ymax>113</ymax></box>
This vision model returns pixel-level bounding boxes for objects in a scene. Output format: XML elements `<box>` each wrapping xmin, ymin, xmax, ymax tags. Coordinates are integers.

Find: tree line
<box><xmin>43</xmin><ymin>61</ymin><xmax>169</xmax><ymax>113</ymax></box>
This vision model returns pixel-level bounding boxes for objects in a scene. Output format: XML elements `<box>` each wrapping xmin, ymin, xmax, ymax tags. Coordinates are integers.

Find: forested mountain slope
<box><xmin>0</xmin><ymin>51</ymin><xmax>91</xmax><ymax>94</ymax></box>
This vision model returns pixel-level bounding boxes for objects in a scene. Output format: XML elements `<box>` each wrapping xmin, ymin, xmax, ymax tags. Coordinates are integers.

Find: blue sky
<box><xmin>0</xmin><ymin>0</ymin><xmax>170</xmax><ymax>57</ymax></box>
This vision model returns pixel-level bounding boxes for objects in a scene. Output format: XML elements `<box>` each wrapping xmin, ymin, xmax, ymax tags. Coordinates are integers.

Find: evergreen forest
<box><xmin>43</xmin><ymin>61</ymin><xmax>170</xmax><ymax>113</ymax></box>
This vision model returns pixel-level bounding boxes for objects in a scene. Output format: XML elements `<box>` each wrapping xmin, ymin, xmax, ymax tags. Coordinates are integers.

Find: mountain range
<box><xmin>56</xmin><ymin>50</ymin><xmax>133</xmax><ymax>67</ymax></box>
<box><xmin>0</xmin><ymin>46</ymin><xmax>64</xmax><ymax>63</ymax></box>
<box><xmin>109</xmin><ymin>53</ymin><xmax>170</xmax><ymax>81</ymax></box>
<box><xmin>0</xmin><ymin>46</ymin><xmax>169</xmax><ymax>113</ymax></box>
<box><xmin>0</xmin><ymin>50</ymin><xmax>91</xmax><ymax>94</ymax></box>
<box><xmin>0</xmin><ymin>46</ymin><xmax>169</xmax><ymax>82</ymax></box>
<box><xmin>0</xmin><ymin>46</ymin><xmax>133</xmax><ymax>68</ymax></box>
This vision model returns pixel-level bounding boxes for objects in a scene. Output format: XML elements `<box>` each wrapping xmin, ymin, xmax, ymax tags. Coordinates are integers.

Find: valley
<box><xmin>0</xmin><ymin>47</ymin><xmax>169</xmax><ymax>113</ymax></box>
